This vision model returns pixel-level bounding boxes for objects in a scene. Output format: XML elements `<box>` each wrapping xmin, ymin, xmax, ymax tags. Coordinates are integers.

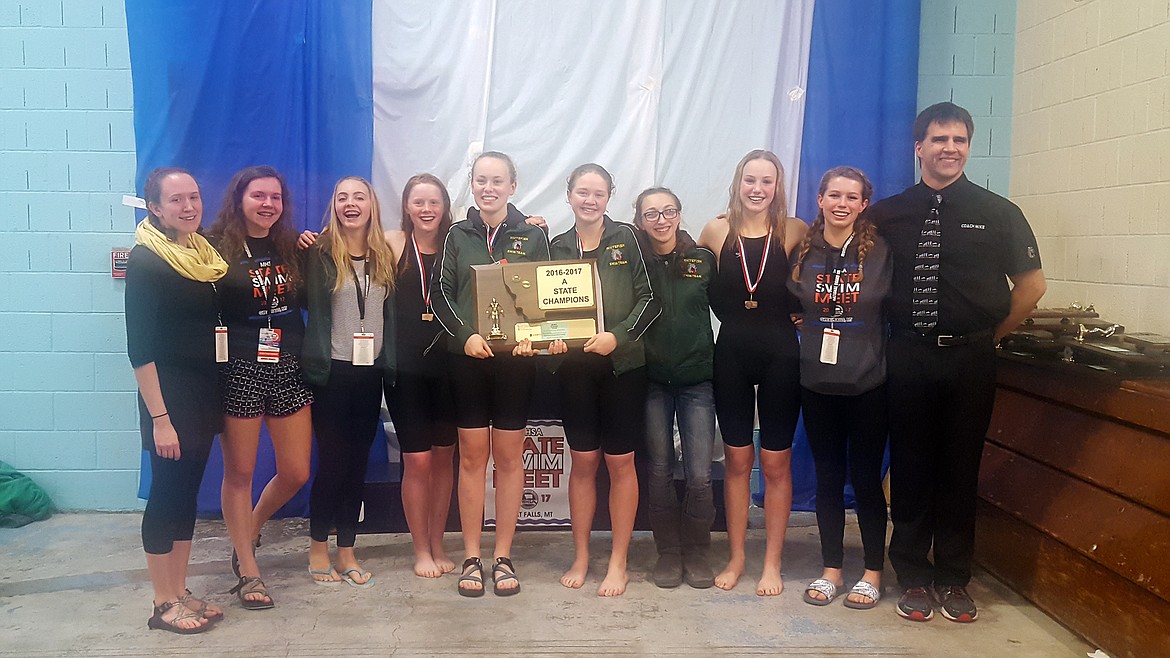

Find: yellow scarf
<box><xmin>134</xmin><ymin>219</ymin><xmax>228</xmax><ymax>282</ymax></box>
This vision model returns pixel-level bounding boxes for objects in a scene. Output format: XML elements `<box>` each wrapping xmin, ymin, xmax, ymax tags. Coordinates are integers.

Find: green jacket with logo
<box><xmin>549</xmin><ymin>216</ymin><xmax>660</xmax><ymax>375</ymax></box>
<box><xmin>432</xmin><ymin>203</ymin><xmax>551</xmax><ymax>352</ymax></box>
<box><xmin>641</xmin><ymin>230</ymin><xmax>715</xmax><ymax>387</ymax></box>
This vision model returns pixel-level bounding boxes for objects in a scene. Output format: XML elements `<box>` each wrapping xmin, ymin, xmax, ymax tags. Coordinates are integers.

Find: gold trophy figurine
<box><xmin>486</xmin><ymin>298</ymin><xmax>507</xmax><ymax>341</ymax></box>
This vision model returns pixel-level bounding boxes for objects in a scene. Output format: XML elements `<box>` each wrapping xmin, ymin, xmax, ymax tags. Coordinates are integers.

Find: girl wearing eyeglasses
<box><xmin>633</xmin><ymin>187</ymin><xmax>718</xmax><ymax>589</ymax></box>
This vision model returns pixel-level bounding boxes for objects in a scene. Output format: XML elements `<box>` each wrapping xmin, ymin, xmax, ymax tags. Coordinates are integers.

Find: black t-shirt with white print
<box><xmin>213</xmin><ymin>235</ymin><xmax>305</xmax><ymax>359</ymax></box>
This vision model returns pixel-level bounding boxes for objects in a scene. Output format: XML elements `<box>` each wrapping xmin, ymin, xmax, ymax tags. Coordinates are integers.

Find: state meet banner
<box><xmin>485</xmin><ymin>420</ymin><xmax>571</xmax><ymax>527</ymax></box>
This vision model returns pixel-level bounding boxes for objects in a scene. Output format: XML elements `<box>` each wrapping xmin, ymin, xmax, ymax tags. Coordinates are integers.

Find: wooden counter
<box><xmin>977</xmin><ymin>354</ymin><xmax>1170</xmax><ymax>658</ymax></box>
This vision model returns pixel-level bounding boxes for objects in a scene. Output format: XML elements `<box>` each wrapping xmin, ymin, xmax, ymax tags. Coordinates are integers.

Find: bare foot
<box><xmin>597</xmin><ymin>567</ymin><xmax>629</xmax><ymax>597</ymax></box>
<box><xmin>715</xmin><ymin>558</ymin><xmax>744</xmax><ymax>591</ymax></box>
<box><xmin>433</xmin><ymin>551</ymin><xmax>456</xmax><ymax>575</ymax></box>
<box><xmin>756</xmin><ymin>566</ymin><xmax>784</xmax><ymax>596</ymax></box>
<box><xmin>560</xmin><ymin>559</ymin><xmax>589</xmax><ymax>589</ymax></box>
<box><xmin>414</xmin><ymin>554</ymin><xmax>443</xmax><ymax>578</ymax></box>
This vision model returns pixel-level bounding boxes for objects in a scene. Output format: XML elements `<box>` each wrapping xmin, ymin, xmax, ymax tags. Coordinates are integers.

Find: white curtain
<box><xmin>372</xmin><ymin>0</ymin><xmax>815</xmax><ymax>236</ymax></box>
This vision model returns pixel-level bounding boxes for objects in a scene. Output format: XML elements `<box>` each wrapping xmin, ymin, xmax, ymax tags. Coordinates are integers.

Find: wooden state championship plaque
<box><xmin>471</xmin><ymin>259</ymin><xmax>603</xmax><ymax>349</ymax></box>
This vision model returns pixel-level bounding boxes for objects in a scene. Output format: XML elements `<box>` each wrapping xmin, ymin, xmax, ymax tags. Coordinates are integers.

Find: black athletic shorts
<box><xmin>558</xmin><ymin>352</ymin><xmax>647</xmax><ymax>455</ymax></box>
<box><xmin>448</xmin><ymin>353</ymin><xmax>535</xmax><ymax>431</ymax></box>
<box><xmin>386</xmin><ymin>367</ymin><xmax>457</xmax><ymax>453</ymax></box>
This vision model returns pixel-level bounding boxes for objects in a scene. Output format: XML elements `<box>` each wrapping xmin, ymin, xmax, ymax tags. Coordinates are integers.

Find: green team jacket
<box><xmin>642</xmin><ymin>230</ymin><xmax>716</xmax><ymax>387</ymax></box>
<box><xmin>300</xmin><ymin>243</ymin><xmax>396</xmax><ymax>386</ymax></box>
<box><xmin>432</xmin><ymin>203</ymin><xmax>551</xmax><ymax>352</ymax></box>
<box><xmin>549</xmin><ymin>216</ymin><xmax>660</xmax><ymax>375</ymax></box>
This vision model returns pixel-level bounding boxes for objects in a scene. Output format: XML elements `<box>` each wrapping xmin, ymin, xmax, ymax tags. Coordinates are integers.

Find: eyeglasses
<box><xmin>641</xmin><ymin>208</ymin><xmax>680</xmax><ymax>223</ymax></box>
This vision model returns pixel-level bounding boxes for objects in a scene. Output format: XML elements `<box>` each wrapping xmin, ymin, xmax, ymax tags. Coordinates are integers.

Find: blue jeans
<box><xmin>644</xmin><ymin>381</ymin><xmax>716</xmax><ymax>555</ymax></box>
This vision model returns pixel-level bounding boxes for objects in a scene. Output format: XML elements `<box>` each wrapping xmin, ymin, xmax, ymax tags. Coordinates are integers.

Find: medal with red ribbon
<box><xmin>485</xmin><ymin>221</ymin><xmax>504</xmax><ymax>262</ymax></box>
<box><xmin>413</xmin><ymin>235</ymin><xmax>434</xmax><ymax>321</ymax></box>
<box><xmin>738</xmin><ymin>229</ymin><xmax>771</xmax><ymax>309</ymax></box>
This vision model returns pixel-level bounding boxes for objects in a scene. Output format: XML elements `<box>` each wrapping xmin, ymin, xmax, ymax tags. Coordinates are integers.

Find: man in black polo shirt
<box><xmin>868</xmin><ymin>102</ymin><xmax>1046</xmax><ymax>623</ymax></box>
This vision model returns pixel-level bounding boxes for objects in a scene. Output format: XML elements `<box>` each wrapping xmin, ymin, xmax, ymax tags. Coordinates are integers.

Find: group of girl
<box><xmin>126</xmin><ymin>149</ymin><xmax>892</xmax><ymax>634</ymax></box>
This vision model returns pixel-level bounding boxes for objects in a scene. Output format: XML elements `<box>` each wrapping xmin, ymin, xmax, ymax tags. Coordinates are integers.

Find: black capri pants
<box><xmin>140</xmin><ymin>365</ymin><xmax>221</xmax><ymax>555</ymax></box>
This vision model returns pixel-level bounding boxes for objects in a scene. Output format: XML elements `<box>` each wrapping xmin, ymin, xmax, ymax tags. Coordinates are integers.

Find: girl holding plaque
<box><xmin>698</xmin><ymin>150</ymin><xmax>808</xmax><ymax>596</ymax></box>
<box><xmin>432</xmin><ymin>152</ymin><xmax>553</xmax><ymax>597</ymax></box>
<box><xmin>633</xmin><ymin>187</ymin><xmax>718</xmax><ymax>589</ymax></box>
<box><xmin>127</xmin><ymin>167</ymin><xmax>227</xmax><ymax>633</ymax></box>
<box><xmin>208</xmin><ymin>166</ymin><xmax>312</xmax><ymax>609</ymax></box>
<box><xmin>300</xmin><ymin>176</ymin><xmax>397</xmax><ymax>588</ymax></box>
<box><xmin>550</xmin><ymin>164</ymin><xmax>660</xmax><ymax>597</ymax></box>
<box><xmin>788</xmin><ymin>167</ymin><xmax>891</xmax><ymax>609</ymax></box>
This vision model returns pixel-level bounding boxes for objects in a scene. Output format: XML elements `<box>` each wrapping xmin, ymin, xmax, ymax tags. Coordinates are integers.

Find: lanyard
<box><xmin>485</xmin><ymin>222</ymin><xmax>504</xmax><ymax>262</ymax></box>
<box><xmin>243</xmin><ymin>238</ymin><xmax>274</xmax><ymax>329</ymax></box>
<box><xmin>738</xmin><ymin>229</ymin><xmax>772</xmax><ymax>299</ymax></box>
<box><xmin>825</xmin><ymin>233</ymin><xmax>855</xmax><ymax>327</ymax></box>
<box><xmin>209</xmin><ymin>282</ymin><xmax>223</xmax><ymax>326</ymax></box>
<box><xmin>412</xmin><ymin>236</ymin><xmax>432</xmax><ymax>312</ymax></box>
<box><xmin>349</xmin><ymin>256</ymin><xmax>371</xmax><ymax>332</ymax></box>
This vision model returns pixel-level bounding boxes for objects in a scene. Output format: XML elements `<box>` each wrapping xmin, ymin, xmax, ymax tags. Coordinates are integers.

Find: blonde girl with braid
<box><xmin>787</xmin><ymin>166</ymin><xmax>893</xmax><ymax>610</ymax></box>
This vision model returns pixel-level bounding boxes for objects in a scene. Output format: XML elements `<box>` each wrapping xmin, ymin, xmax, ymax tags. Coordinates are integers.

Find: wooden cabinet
<box><xmin>977</xmin><ymin>355</ymin><xmax>1170</xmax><ymax>658</ymax></box>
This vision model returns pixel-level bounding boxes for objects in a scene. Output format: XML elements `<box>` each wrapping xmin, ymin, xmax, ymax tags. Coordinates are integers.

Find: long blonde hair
<box><xmin>726</xmin><ymin>149</ymin><xmax>789</xmax><ymax>251</ymax></box>
<box><xmin>320</xmin><ymin>176</ymin><xmax>396</xmax><ymax>293</ymax></box>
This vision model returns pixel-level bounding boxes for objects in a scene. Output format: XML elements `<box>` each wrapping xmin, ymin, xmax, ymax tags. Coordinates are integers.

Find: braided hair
<box><xmin>792</xmin><ymin>166</ymin><xmax>875</xmax><ymax>282</ymax></box>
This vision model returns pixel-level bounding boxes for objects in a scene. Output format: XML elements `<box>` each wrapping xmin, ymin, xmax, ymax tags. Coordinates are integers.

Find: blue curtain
<box><xmin>126</xmin><ymin>1</ymin><xmax>374</xmax><ymax>516</ymax></box>
<box><xmin>124</xmin><ymin>0</ymin><xmax>373</xmax><ymax>231</ymax></box>
<box><xmin>126</xmin><ymin>0</ymin><xmax>920</xmax><ymax>517</ymax></box>
<box><xmin>785</xmin><ymin>0</ymin><xmax>920</xmax><ymax>512</ymax></box>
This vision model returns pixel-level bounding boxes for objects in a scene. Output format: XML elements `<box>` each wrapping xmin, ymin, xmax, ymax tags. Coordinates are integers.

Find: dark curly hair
<box><xmin>207</xmin><ymin>165</ymin><xmax>301</xmax><ymax>290</ymax></box>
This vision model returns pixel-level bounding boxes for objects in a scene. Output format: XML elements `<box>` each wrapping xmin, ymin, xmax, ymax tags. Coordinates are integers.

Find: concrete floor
<box><xmin>0</xmin><ymin>512</ymin><xmax>1091</xmax><ymax>657</ymax></box>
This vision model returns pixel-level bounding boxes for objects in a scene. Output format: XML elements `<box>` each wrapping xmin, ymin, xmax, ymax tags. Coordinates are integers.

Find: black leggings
<box><xmin>800</xmin><ymin>385</ymin><xmax>889</xmax><ymax>572</ymax></box>
<box><xmin>309</xmin><ymin>361</ymin><xmax>383</xmax><ymax>547</ymax></box>
<box><xmin>142</xmin><ymin>450</ymin><xmax>211</xmax><ymax>554</ymax></box>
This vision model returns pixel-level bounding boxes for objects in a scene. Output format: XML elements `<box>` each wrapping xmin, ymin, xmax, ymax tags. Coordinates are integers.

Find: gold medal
<box><xmin>745</xmin><ymin>299</ymin><xmax>758</xmax><ymax>309</ymax></box>
<box><xmin>421</xmin><ymin>313</ymin><xmax>434</xmax><ymax>321</ymax></box>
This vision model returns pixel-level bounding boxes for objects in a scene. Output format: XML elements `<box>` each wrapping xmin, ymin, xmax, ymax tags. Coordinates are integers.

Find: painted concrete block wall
<box><xmin>917</xmin><ymin>0</ymin><xmax>1018</xmax><ymax>194</ymax></box>
<box><xmin>0</xmin><ymin>0</ymin><xmax>142</xmax><ymax>510</ymax></box>
<box><xmin>1012</xmin><ymin>0</ymin><xmax>1170</xmax><ymax>333</ymax></box>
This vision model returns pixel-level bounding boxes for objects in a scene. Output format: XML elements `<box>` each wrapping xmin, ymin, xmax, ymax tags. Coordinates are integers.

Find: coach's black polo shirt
<box><xmin>868</xmin><ymin>174</ymin><xmax>1042</xmax><ymax>335</ymax></box>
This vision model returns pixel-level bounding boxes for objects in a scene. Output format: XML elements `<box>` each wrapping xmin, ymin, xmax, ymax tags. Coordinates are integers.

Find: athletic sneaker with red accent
<box><xmin>896</xmin><ymin>586</ymin><xmax>934</xmax><ymax>621</ymax></box>
<box><xmin>934</xmin><ymin>585</ymin><xmax>978</xmax><ymax>622</ymax></box>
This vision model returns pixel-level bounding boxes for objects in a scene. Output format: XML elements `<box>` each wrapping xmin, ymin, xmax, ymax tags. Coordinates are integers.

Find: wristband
<box><xmin>151</xmin><ymin>412</ymin><xmax>169</xmax><ymax>419</ymax></box>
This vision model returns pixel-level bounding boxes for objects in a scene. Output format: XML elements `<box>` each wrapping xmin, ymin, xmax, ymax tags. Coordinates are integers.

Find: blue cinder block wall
<box><xmin>0</xmin><ymin>0</ymin><xmax>1018</xmax><ymax>510</ymax></box>
<box><xmin>916</xmin><ymin>0</ymin><xmax>1017</xmax><ymax>194</ymax></box>
<box><xmin>0</xmin><ymin>0</ymin><xmax>141</xmax><ymax>510</ymax></box>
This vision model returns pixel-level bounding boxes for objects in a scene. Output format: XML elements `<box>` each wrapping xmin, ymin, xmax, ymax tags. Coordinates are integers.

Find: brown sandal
<box><xmin>180</xmin><ymin>589</ymin><xmax>223</xmax><ymax>621</ymax></box>
<box><xmin>230</xmin><ymin>575</ymin><xmax>274</xmax><ymax>610</ymax></box>
<box><xmin>148</xmin><ymin>600</ymin><xmax>211</xmax><ymax>634</ymax></box>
